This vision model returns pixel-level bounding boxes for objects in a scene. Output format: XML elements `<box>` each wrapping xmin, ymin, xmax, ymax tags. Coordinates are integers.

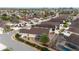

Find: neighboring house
<box><xmin>10</xmin><ymin>22</ymin><xmax>32</xmax><ymax>30</ymax></box>
<box><xmin>55</xmin><ymin>18</ymin><xmax>79</xmax><ymax>51</ymax></box>
<box><xmin>54</xmin><ymin>34</ymin><xmax>79</xmax><ymax>51</ymax></box>
<box><xmin>19</xmin><ymin>27</ymin><xmax>53</xmax><ymax>41</ymax></box>
<box><xmin>19</xmin><ymin>27</ymin><xmax>54</xmax><ymax>40</ymax></box>
<box><xmin>34</xmin><ymin>15</ymin><xmax>68</xmax><ymax>32</ymax></box>
<box><xmin>49</xmin><ymin>15</ymin><xmax>68</xmax><ymax>24</ymax></box>
<box><xmin>21</xmin><ymin>16</ymin><xmax>30</xmax><ymax>22</ymax></box>
<box><xmin>35</xmin><ymin>22</ymin><xmax>60</xmax><ymax>31</ymax></box>
<box><xmin>58</xmin><ymin>17</ymin><xmax>79</xmax><ymax>50</ymax></box>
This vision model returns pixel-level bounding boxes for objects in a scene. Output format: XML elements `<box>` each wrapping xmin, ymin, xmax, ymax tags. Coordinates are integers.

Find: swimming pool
<box><xmin>58</xmin><ymin>45</ymin><xmax>71</xmax><ymax>51</ymax></box>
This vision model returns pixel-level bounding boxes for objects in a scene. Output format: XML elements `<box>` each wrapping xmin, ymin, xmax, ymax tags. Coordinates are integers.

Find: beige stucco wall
<box><xmin>0</xmin><ymin>28</ymin><xmax>4</xmax><ymax>34</ymax></box>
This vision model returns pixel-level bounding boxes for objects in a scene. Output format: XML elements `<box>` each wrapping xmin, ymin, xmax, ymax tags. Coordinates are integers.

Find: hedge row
<box><xmin>3</xmin><ymin>49</ymin><xmax>10</xmax><ymax>51</ymax></box>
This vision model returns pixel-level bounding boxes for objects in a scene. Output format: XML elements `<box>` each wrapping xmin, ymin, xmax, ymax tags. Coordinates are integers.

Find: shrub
<box><xmin>15</xmin><ymin>33</ymin><xmax>21</xmax><ymax>38</ymax></box>
<box><xmin>41</xmin><ymin>47</ymin><xmax>50</xmax><ymax>51</ymax></box>
<box><xmin>39</xmin><ymin>34</ymin><xmax>49</xmax><ymax>44</ymax></box>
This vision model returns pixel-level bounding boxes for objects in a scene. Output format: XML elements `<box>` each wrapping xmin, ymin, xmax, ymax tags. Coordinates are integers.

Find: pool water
<box><xmin>58</xmin><ymin>45</ymin><xmax>71</xmax><ymax>51</ymax></box>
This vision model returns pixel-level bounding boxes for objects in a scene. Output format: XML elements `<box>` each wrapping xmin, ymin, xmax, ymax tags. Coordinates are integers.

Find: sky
<box><xmin>0</xmin><ymin>0</ymin><xmax>79</xmax><ymax>8</ymax></box>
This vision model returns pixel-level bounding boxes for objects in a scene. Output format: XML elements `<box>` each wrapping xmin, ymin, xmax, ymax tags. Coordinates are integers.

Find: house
<box><xmin>55</xmin><ymin>34</ymin><xmax>79</xmax><ymax>51</ymax></box>
<box><xmin>21</xmin><ymin>16</ymin><xmax>30</xmax><ymax>22</ymax></box>
<box><xmin>55</xmin><ymin>17</ymin><xmax>79</xmax><ymax>50</ymax></box>
<box><xmin>49</xmin><ymin>14</ymin><xmax>68</xmax><ymax>24</ymax></box>
<box><xmin>34</xmin><ymin>14</ymin><xmax>68</xmax><ymax>32</ymax></box>
<box><xmin>64</xmin><ymin>34</ymin><xmax>79</xmax><ymax>50</ymax></box>
<box><xmin>19</xmin><ymin>27</ymin><xmax>50</xmax><ymax>41</ymax></box>
<box><xmin>35</xmin><ymin>22</ymin><xmax>60</xmax><ymax>31</ymax></box>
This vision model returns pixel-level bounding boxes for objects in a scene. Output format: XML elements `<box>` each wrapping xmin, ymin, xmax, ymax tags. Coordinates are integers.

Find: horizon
<box><xmin>0</xmin><ymin>0</ymin><xmax>79</xmax><ymax>8</ymax></box>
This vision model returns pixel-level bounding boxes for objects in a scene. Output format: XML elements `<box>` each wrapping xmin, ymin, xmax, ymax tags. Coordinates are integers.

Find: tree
<box><xmin>63</xmin><ymin>20</ymin><xmax>69</xmax><ymax>28</ymax></box>
<box><xmin>39</xmin><ymin>34</ymin><xmax>49</xmax><ymax>44</ymax></box>
<box><xmin>0</xmin><ymin>14</ymin><xmax>11</xmax><ymax>21</ymax></box>
<box><xmin>2</xmin><ymin>14</ymin><xmax>7</xmax><ymax>16</ymax></box>
<box><xmin>10</xmin><ymin>15</ymin><xmax>20</xmax><ymax>23</ymax></box>
<box><xmin>4</xmin><ymin>25</ymin><xmax>11</xmax><ymax>32</ymax></box>
<box><xmin>15</xmin><ymin>33</ymin><xmax>21</xmax><ymax>38</ymax></box>
<box><xmin>49</xmin><ymin>11</ymin><xmax>55</xmax><ymax>15</ymax></box>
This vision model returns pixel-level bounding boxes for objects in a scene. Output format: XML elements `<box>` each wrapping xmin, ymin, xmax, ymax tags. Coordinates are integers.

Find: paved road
<box><xmin>0</xmin><ymin>31</ymin><xmax>36</xmax><ymax>51</ymax></box>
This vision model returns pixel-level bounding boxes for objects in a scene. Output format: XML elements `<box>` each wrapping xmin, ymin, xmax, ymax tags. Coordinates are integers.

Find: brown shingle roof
<box><xmin>19</xmin><ymin>27</ymin><xmax>49</xmax><ymax>35</ymax></box>
<box><xmin>70</xmin><ymin>18</ymin><xmax>79</xmax><ymax>28</ymax></box>
<box><xmin>49</xmin><ymin>15</ymin><xmax>68</xmax><ymax>23</ymax></box>
<box><xmin>68</xmin><ymin>18</ymin><xmax>79</xmax><ymax>34</ymax></box>
<box><xmin>35</xmin><ymin>22</ymin><xmax>60</xmax><ymax>29</ymax></box>
<box><xmin>68</xmin><ymin>27</ymin><xmax>79</xmax><ymax>34</ymax></box>
<box><xmin>65</xmin><ymin>34</ymin><xmax>79</xmax><ymax>46</ymax></box>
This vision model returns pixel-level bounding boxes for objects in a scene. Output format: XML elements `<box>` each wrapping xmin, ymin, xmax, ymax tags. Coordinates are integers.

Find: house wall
<box><xmin>19</xmin><ymin>33</ymin><xmax>36</xmax><ymax>41</ymax></box>
<box><xmin>28</xmin><ymin>34</ymin><xmax>36</xmax><ymax>41</ymax></box>
<box><xmin>0</xmin><ymin>27</ymin><xmax>4</xmax><ymax>34</ymax></box>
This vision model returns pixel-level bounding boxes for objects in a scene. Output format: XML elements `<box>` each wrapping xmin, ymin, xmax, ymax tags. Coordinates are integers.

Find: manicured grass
<box><xmin>15</xmin><ymin>33</ymin><xmax>50</xmax><ymax>51</ymax></box>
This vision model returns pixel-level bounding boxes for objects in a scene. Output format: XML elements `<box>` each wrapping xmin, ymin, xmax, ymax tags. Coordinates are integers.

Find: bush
<box><xmin>42</xmin><ymin>44</ymin><xmax>48</xmax><ymax>47</ymax></box>
<box><xmin>0</xmin><ymin>16</ymin><xmax>11</xmax><ymax>21</ymax></box>
<box><xmin>15</xmin><ymin>33</ymin><xmax>21</xmax><ymax>38</ymax></box>
<box><xmin>3</xmin><ymin>49</ymin><xmax>10</xmax><ymax>51</ymax></box>
<box><xmin>41</xmin><ymin>47</ymin><xmax>50</xmax><ymax>51</ymax></box>
<box><xmin>39</xmin><ymin>34</ymin><xmax>49</xmax><ymax>44</ymax></box>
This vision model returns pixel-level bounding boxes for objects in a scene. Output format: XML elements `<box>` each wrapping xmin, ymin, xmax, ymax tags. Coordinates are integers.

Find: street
<box><xmin>0</xmin><ymin>30</ymin><xmax>36</xmax><ymax>51</ymax></box>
